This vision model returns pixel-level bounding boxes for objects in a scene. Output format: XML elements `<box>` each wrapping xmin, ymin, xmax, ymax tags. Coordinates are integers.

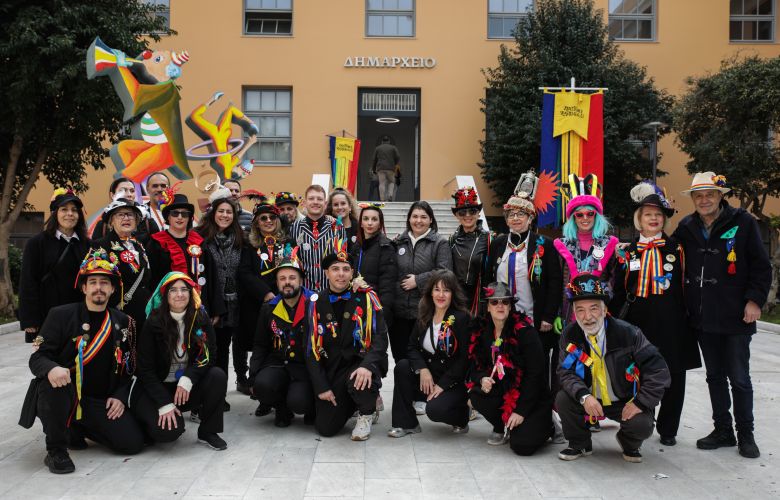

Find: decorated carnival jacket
<box><xmin>305</xmin><ymin>287</ymin><xmax>388</xmax><ymax>395</ymax></box>
<box><xmin>467</xmin><ymin>311</ymin><xmax>546</xmax><ymax>422</ymax></box>
<box><xmin>406</xmin><ymin>309</ymin><xmax>471</xmax><ymax>390</ymax></box>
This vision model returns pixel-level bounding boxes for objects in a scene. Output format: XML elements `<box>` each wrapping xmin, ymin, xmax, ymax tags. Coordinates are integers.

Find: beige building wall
<box><xmin>25</xmin><ymin>0</ymin><xmax>780</xmax><ymax>222</ymax></box>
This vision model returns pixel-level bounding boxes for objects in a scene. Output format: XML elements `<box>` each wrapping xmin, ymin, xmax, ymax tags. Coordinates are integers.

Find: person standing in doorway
<box><xmin>372</xmin><ymin>136</ymin><xmax>401</xmax><ymax>202</ymax></box>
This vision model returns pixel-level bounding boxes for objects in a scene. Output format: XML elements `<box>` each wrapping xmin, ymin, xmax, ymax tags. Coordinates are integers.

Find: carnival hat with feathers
<box><xmin>482</xmin><ymin>282</ymin><xmax>518</xmax><ymax>303</ymax></box>
<box><xmin>76</xmin><ymin>248</ymin><xmax>124</xmax><ymax>305</ymax></box>
<box><xmin>566</xmin><ymin>273</ymin><xmax>609</xmax><ymax>303</ymax></box>
<box><xmin>158</xmin><ymin>181</ymin><xmax>195</xmax><ymax>219</ymax></box>
<box><xmin>451</xmin><ymin>186</ymin><xmax>482</xmax><ymax>213</ymax></box>
<box><xmin>274</xmin><ymin>191</ymin><xmax>301</xmax><ymax>207</ymax></box>
<box><xmin>681</xmin><ymin>171</ymin><xmax>731</xmax><ymax>194</ymax></box>
<box><xmin>268</xmin><ymin>244</ymin><xmax>306</xmax><ymax>278</ymax></box>
<box><xmin>561</xmin><ymin>173</ymin><xmax>603</xmax><ymax>218</ymax></box>
<box><xmin>630</xmin><ymin>180</ymin><xmax>675</xmax><ymax>218</ymax></box>
<box><xmin>245</xmin><ymin>190</ymin><xmax>280</xmax><ymax>217</ymax></box>
<box><xmin>50</xmin><ymin>187</ymin><xmax>83</xmax><ymax>212</ymax></box>
<box><xmin>321</xmin><ymin>217</ymin><xmax>354</xmax><ymax>269</ymax></box>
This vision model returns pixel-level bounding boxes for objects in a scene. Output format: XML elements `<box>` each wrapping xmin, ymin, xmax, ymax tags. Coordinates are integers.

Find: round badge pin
<box><xmin>343</xmin><ymin>312</ymin><xmax>351</xmax><ymax>319</ymax></box>
<box><xmin>398</xmin><ymin>248</ymin><xmax>406</xmax><ymax>256</ymax></box>
<box><xmin>310</xmin><ymin>293</ymin><xmax>319</xmax><ymax>302</ymax></box>
<box><xmin>351</xmin><ymin>236</ymin><xmax>357</xmax><ymax>243</ymax></box>
<box><xmin>660</xmin><ymin>279</ymin><xmax>671</xmax><ymax>290</ymax></box>
<box><xmin>303</xmin><ymin>243</ymin><xmax>311</xmax><ymax>251</ymax></box>
<box><xmin>260</xmin><ymin>253</ymin><xmax>269</xmax><ymax>261</ymax></box>
<box><xmin>663</xmin><ymin>263</ymin><xmax>674</xmax><ymax>272</ymax></box>
<box><xmin>198</xmin><ymin>277</ymin><xmax>206</xmax><ymax>286</ymax></box>
<box><xmin>82</xmin><ymin>323</ymin><xmax>90</xmax><ymax>332</ymax></box>
<box><xmin>198</xmin><ymin>263</ymin><xmax>205</xmax><ymax>272</ymax></box>
<box><xmin>592</xmin><ymin>247</ymin><xmax>605</xmax><ymax>260</ymax></box>
<box><xmin>666</xmin><ymin>254</ymin><xmax>676</xmax><ymax>263</ymax></box>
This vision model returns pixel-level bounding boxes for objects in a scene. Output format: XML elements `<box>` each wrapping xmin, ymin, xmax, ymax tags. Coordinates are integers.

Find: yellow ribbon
<box><xmin>588</xmin><ymin>334</ymin><xmax>611</xmax><ymax>406</ymax></box>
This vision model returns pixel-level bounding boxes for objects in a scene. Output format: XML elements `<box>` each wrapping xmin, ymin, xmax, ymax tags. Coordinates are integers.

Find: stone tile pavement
<box><xmin>0</xmin><ymin>329</ymin><xmax>779</xmax><ymax>499</ymax></box>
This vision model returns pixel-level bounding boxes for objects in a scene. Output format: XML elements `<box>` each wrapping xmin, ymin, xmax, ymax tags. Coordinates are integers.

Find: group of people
<box><xmin>17</xmin><ymin>169</ymin><xmax>770</xmax><ymax>475</ymax></box>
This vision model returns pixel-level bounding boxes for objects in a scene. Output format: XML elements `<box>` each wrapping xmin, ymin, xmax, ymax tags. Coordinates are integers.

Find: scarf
<box><xmin>635</xmin><ymin>235</ymin><xmax>667</xmax><ymax>297</ymax></box>
<box><xmin>207</xmin><ymin>231</ymin><xmax>241</xmax><ymax>295</ymax></box>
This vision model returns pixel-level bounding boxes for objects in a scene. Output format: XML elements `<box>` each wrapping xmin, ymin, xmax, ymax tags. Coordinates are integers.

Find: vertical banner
<box><xmin>538</xmin><ymin>89</ymin><xmax>604</xmax><ymax>227</ymax></box>
<box><xmin>329</xmin><ymin>136</ymin><xmax>361</xmax><ymax>193</ymax></box>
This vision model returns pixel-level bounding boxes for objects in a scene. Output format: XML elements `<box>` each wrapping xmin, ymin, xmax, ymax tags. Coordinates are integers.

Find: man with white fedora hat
<box><xmin>673</xmin><ymin>171</ymin><xmax>771</xmax><ymax>458</ymax></box>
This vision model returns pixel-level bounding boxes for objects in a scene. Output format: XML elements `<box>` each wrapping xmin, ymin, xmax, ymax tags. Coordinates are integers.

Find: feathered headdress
<box><xmin>630</xmin><ymin>180</ymin><xmax>675</xmax><ymax>217</ymax></box>
<box><xmin>158</xmin><ymin>181</ymin><xmax>183</xmax><ymax>212</ymax></box>
<box><xmin>273</xmin><ymin>191</ymin><xmax>301</xmax><ymax>206</ymax></box>
<box><xmin>50</xmin><ymin>187</ymin><xmax>82</xmax><ymax>211</ymax></box>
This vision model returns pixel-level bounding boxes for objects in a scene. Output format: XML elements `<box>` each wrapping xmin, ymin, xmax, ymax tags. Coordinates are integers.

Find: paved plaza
<box><xmin>0</xmin><ymin>328</ymin><xmax>778</xmax><ymax>500</ymax></box>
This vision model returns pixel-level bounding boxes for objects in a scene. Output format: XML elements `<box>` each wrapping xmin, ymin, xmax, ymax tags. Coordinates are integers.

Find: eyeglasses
<box><xmin>113</xmin><ymin>212</ymin><xmax>135</xmax><ymax>220</ymax></box>
<box><xmin>574</xmin><ymin>210</ymin><xmax>596</xmax><ymax>219</ymax></box>
<box><xmin>168</xmin><ymin>287</ymin><xmax>190</xmax><ymax>295</ymax></box>
<box><xmin>506</xmin><ymin>211</ymin><xmax>529</xmax><ymax>220</ymax></box>
<box><xmin>258</xmin><ymin>214</ymin><xmax>278</xmax><ymax>222</ymax></box>
<box><xmin>456</xmin><ymin>208</ymin><xmax>479</xmax><ymax>217</ymax></box>
<box><xmin>169</xmin><ymin>210</ymin><xmax>191</xmax><ymax>218</ymax></box>
<box><xmin>488</xmin><ymin>298</ymin><xmax>512</xmax><ymax>306</ymax></box>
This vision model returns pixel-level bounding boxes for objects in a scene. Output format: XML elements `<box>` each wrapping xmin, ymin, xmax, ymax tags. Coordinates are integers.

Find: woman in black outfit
<box><xmin>196</xmin><ymin>191</ymin><xmax>244</xmax><ymax>411</ymax></box>
<box><xmin>468</xmin><ymin>282</ymin><xmax>552</xmax><ymax>455</ymax></box>
<box><xmin>350</xmin><ymin>204</ymin><xmax>397</xmax><ymax>319</ymax></box>
<box><xmin>610</xmin><ymin>182</ymin><xmax>701</xmax><ymax>446</ymax></box>
<box><xmin>130</xmin><ymin>272</ymin><xmax>228</xmax><ymax>450</ymax></box>
<box><xmin>388</xmin><ymin>270</ymin><xmax>471</xmax><ymax>437</ymax></box>
<box><xmin>92</xmin><ymin>198</ymin><xmax>152</xmax><ymax>332</ymax></box>
<box><xmin>449</xmin><ymin>187</ymin><xmax>490</xmax><ymax>316</ymax></box>
<box><xmin>19</xmin><ymin>188</ymin><xmax>91</xmax><ymax>343</ymax></box>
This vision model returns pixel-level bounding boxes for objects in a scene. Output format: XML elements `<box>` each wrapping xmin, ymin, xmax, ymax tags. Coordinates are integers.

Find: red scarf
<box><xmin>152</xmin><ymin>230</ymin><xmax>204</xmax><ymax>280</ymax></box>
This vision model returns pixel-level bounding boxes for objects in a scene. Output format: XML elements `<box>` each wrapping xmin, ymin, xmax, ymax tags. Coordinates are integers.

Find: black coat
<box><xmin>672</xmin><ymin>202</ymin><xmax>771</xmax><ymax>335</ymax></box>
<box><xmin>610</xmin><ymin>235</ymin><xmax>701</xmax><ymax>373</ymax></box>
<box><xmin>486</xmin><ymin>232</ymin><xmax>563</xmax><ymax>330</ymax></box>
<box><xmin>131</xmin><ymin>309</ymin><xmax>218</xmax><ymax>410</ymax></box>
<box><xmin>19</xmin><ymin>231</ymin><xmax>91</xmax><ymax>335</ymax></box>
<box><xmin>248</xmin><ymin>292</ymin><xmax>314</xmax><ymax>381</ymax></box>
<box><xmin>28</xmin><ymin>303</ymin><xmax>136</xmax><ymax>405</ymax></box>
<box><xmin>350</xmin><ymin>233</ymin><xmax>398</xmax><ymax>312</ymax></box>
<box><xmin>557</xmin><ymin>317</ymin><xmax>671</xmax><ymax>412</ymax></box>
<box><xmin>237</xmin><ymin>237</ymin><xmax>297</xmax><ymax>351</ymax></box>
<box><xmin>449</xmin><ymin>224</ymin><xmax>490</xmax><ymax>313</ymax></box>
<box><xmin>407</xmin><ymin>309</ymin><xmax>470</xmax><ymax>390</ymax></box>
<box><xmin>392</xmin><ymin>230</ymin><xmax>453</xmax><ymax>319</ymax></box>
<box><xmin>467</xmin><ymin>312</ymin><xmax>548</xmax><ymax>418</ymax></box>
<box><xmin>306</xmin><ymin>291</ymin><xmax>389</xmax><ymax>395</ymax></box>
<box><xmin>92</xmin><ymin>231</ymin><xmax>152</xmax><ymax>332</ymax></box>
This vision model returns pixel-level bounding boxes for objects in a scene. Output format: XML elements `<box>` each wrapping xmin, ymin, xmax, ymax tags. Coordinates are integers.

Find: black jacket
<box><xmin>406</xmin><ymin>309</ymin><xmax>470</xmax><ymax>390</ymax></box>
<box><xmin>131</xmin><ymin>309</ymin><xmax>218</xmax><ymax>410</ymax></box>
<box><xmin>393</xmin><ymin>230</ymin><xmax>453</xmax><ymax>319</ymax></box>
<box><xmin>672</xmin><ymin>202</ymin><xmax>771</xmax><ymax>335</ymax></box>
<box><xmin>28</xmin><ymin>303</ymin><xmax>136</xmax><ymax>405</ymax></box>
<box><xmin>91</xmin><ymin>231</ymin><xmax>152</xmax><ymax>332</ymax></box>
<box><xmin>486</xmin><ymin>232</ymin><xmax>563</xmax><ymax>330</ymax></box>
<box><xmin>248</xmin><ymin>292</ymin><xmax>314</xmax><ymax>381</ymax></box>
<box><xmin>350</xmin><ymin>233</ymin><xmax>398</xmax><ymax>311</ymax></box>
<box><xmin>449</xmin><ymin>224</ymin><xmax>490</xmax><ymax>312</ymax></box>
<box><xmin>609</xmin><ymin>235</ymin><xmax>701</xmax><ymax>373</ymax></box>
<box><xmin>19</xmin><ymin>231</ymin><xmax>91</xmax><ymax>335</ymax></box>
<box><xmin>306</xmin><ymin>290</ymin><xmax>389</xmax><ymax>395</ymax></box>
<box><xmin>557</xmin><ymin>317</ymin><xmax>671</xmax><ymax>412</ymax></box>
<box><xmin>468</xmin><ymin>312</ymin><xmax>548</xmax><ymax>418</ymax></box>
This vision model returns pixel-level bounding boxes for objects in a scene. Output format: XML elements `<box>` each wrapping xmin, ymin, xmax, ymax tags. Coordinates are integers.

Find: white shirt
<box><xmin>55</xmin><ymin>230</ymin><xmax>79</xmax><ymax>242</ymax></box>
<box><xmin>409</xmin><ymin>228</ymin><xmax>431</xmax><ymax>248</ymax></box>
<box><xmin>638</xmin><ymin>232</ymin><xmax>663</xmax><ymax>244</ymax></box>
<box><xmin>496</xmin><ymin>234</ymin><xmax>534</xmax><ymax>319</ymax></box>
<box><xmin>422</xmin><ymin>321</ymin><xmax>441</xmax><ymax>354</ymax></box>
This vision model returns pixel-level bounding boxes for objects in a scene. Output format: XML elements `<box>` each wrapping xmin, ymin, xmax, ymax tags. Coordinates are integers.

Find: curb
<box><xmin>758</xmin><ymin>320</ymin><xmax>780</xmax><ymax>335</ymax></box>
<box><xmin>0</xmin><ymin>321</ymin><xmax>20</xmax><ymax>336</ymax></box>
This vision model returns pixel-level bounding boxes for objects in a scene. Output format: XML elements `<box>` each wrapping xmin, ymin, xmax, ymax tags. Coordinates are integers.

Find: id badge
<box><xmin>629</xmin><ymin>259</ymin><xmax>641</xmax><ymax>271</ymax></box>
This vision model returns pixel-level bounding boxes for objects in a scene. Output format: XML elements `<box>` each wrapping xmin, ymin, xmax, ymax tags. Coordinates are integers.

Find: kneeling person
<box><xmin>557</xmin><ymin>274</ymin><xmax>670</xmax><ymax>463</ymax></box>
<box><xmin>307</xmin><ymin>246</ymin><xmax>388</xmax><ymax>441</ymax></box>
<box><xmin>25</xmin><ymin>250</ymin><xmax>145</xmax><ymax>474</ymax></box>
<box><xmin>131</xmin><ymin>272</ymin><xmax>228</xmax><ymax>450</ymax></box>
<box><xmin>250</xmin><ymin>250</ymin><xmax>316</xmax><ymax>427</ymax></box>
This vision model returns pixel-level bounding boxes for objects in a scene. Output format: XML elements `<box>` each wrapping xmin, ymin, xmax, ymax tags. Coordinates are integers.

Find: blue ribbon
<box><xmin>329</xmin><ymin>292</ymin><xmax>352</xmax><ymax>303</ymax></box>
<box><xmin>653</xmin><ymin>273</ymin><xmax>672</xmax><ymax>284</ymax></box>
<box><xmin>562</xmin><ymin>348</ymin><xmax>587</xmax><ymax>379</ymax></box>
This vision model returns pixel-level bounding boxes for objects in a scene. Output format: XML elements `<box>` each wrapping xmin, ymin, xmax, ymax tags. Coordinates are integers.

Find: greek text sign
<box><xmin>344</xmin><ymin>56</ymin><xmax>436</xmax><ymax>69</ymax></box>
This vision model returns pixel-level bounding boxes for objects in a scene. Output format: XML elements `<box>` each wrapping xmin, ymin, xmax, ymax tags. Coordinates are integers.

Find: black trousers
<box><xmin>389</xmin><ymin>317</ymin><xmax>415</xmax><ymax>363</ymax></box>
<box><xmin>214</xmin><ymin>326</ymin><xmax>234</xmax><ymax>384</ymax></box>
<box><xmin>391</xmin><ymin>359</ymin><xmax>469</xmax><ymax>429</ymax></box>
<box><xmin>253</xmin><ymin>365</ymin><xmax>315</xmax><ymax>416</ymax></box>
<box><xmin>232</xmin><ymin>330</ymin><xmax>250</xmax><ymax>384</ymax></box>
<box><xmin>698</xmin><ymin>332</ymin><xmax>754</xmax><ymax>433</ymax></box>
<box><xmin>314</xmin><ymin>367</ymin><xmax>380</xmax><ymax>437</ymax></box>
<box><xmin>36</xmin><ymin>381</ymin><xmax>144</xmax><ymax>455</ymax></box>
<box><xmin>656</xmin><ymin>370</ymin><xmax>686</xmax><ymax>438</ymax></box>
<box><xmin>556</xmin><ymin>390</ymin><xmax>654</xmax><ymax>451</ymax></box>
<box><xmin>470</xmin><ymin>388</ymin><xmax>552</xmax><ymax>456</ymax></box>
<box><xmin>131</xmin><ymin>366</ymin><xmax>227</xmax><ymax>443</ymax></box>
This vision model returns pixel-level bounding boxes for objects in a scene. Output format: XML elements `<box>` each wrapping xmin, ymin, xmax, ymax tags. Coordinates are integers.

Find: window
<box><xmin>143</xmin><ymin>0</ymin><xmax>170</xmax><ymax>31</ymax></box>
<box><xmin>608</xmin><ymin>0</ymin><xmax>655</xmax><ymax>41</ymax></box>
<box><xmin>244</xmin><ymin>89</ymin><xmax>292</xmax><ymax>165</ymax></box>
<box><xmin>488</xmin><ymin>0</ymin><xmax>533</xmax><ymax>39</ymax></box>
<box><xmin>730</xmin><ymin>0</ymin><xmax>774</xmax><ymax>42</ymax></box>
<box><xmin>244</xmin><ymin>0</ymin><xmax>293</xmax><ymax>35</ymax></box>
<box><xmin>366</xmin><ymin>0</ymin><xmax>415</xmax><ymax>37</ymax></box>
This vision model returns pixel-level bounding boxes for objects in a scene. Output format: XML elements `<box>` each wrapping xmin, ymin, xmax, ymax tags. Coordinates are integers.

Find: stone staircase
<box><xmin>369</xmin><ymin>200</ymin><xmax>461</xmax><ymax>239</ymax></box>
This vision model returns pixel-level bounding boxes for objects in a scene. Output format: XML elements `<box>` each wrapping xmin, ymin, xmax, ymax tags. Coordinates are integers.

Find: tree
<box><xmin>0</xmin><ymin>0</ymin><xmax>172</xmax><ymax>317</ymax></box>
<box><xmin>673</xmin><ymin>55</ymin><xmax>780</xmax><ymax>309</ymax></box>
<box><xmin>480</xmin><ymin>0</ymin><xmax>674</xmax><ymax>226</ymax></box>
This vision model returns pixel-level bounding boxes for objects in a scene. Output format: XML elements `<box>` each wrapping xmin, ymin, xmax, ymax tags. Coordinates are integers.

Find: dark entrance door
<box><xmin>356</xmin><ymin>88</ymin><xmax>420</xmax><ymax>202</ymax></box>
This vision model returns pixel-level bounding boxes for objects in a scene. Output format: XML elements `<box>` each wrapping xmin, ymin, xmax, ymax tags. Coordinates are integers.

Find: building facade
<box><xmin>25</xmin><ymin>0</ymin><xmax>780</xmax><ymax>219</ymax></box>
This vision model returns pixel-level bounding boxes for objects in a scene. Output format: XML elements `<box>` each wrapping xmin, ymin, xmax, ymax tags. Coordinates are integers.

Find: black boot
<box><xmin>696</xmin><ymin>427</ymin><xmax>737</xmax><ymax>450</ymax></box>
<box><xmin>737</xmin><ymin>431</ymin><xmax>760</xmax><ymax>458</ymax></box>
<box><xmin>44</xmin><ymin>449</ymin><xmax>75</xmax><ymax>474</ymax></box>
<box><xmin>274</xmin><ymin>407</ymin><xmax>294</xmax><ymax>428</ymax></box>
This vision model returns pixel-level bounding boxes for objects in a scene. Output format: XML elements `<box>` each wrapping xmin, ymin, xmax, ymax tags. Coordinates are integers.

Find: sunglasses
<box><xmin>488</xmin><ymin>298</ymin><xmax>512</xmax><ymax>306</ymax></box>
<box><xmin>258</xmin><ymin>214</ymin><xmax>278</xmax><ymax>222</ymax></box>
<box><xmin>574</xmin><ymin>210</ymin><xmax>596</xmax><ymax>219</ymax></box>
<box><xmin>456</xmin><ymin>208</ymin><xmax>479</xmax><ymax>217</ymax></box>
<box><xmin>169</xmin><ymin>210</ymin><xmax>191</xmax><ymax>218</ymax></box>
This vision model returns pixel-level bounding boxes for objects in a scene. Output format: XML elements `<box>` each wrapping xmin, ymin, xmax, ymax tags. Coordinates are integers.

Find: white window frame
<box><xmin>244</xmin><ymin>0</ymin><xmax>293</xmax><ymax>36</ymax></box>
<box><xmin>366</xmin><ymin>0</ymin><xmax>416</xmax><ymax>38</ymax></box>
<box><xmin>244</xmin><ymin>88</ymin><xmax>293</xmax><ymax>166</ymax></box>
<box><xmin>608</xmin><ymin>0</ymin><xmax>656</xmax><ymax>42</ymax></box>
<box><xmin>730</xmin><ymin>0</ymin><xmax>775</xmax><ymax>42</ymax></box>
<box><xmin>487</xmin><ymin>0</ymin><xmax>534</xmax><ymax>39</ymax></box>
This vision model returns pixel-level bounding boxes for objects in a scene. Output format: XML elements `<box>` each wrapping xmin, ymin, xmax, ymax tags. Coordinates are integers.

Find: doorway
<box><xmin>357</xmin><ymin>88</ymin><xmax>420</xmax><ymax>202</ymax></box>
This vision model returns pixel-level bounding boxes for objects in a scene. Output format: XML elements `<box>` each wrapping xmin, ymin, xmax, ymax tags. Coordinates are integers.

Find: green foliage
<box><xmin>0</xmin><ymin>0</ymin><xmax>173</xmax><ymax>209</ymax></box>
<box><xmin>9</xmin><ymin>244</ymin><xmax>21</xmax><ymax>294</ymax></box>
<box><xmin>480</xmin><ymin>0</ymin><xmax>674</xmax><ymax>226</ymax></box>
<box><xmin>673</xmin><ymin>55</ymin><xmax>780</xmax><ymax>218</ymax></box>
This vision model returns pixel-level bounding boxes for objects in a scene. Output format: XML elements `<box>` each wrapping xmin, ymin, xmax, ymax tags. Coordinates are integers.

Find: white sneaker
<box><xmin>351</xmin><ymin>414</ymin><xmax>373</xmax><ymax>441</ymax></box>
<box><xmin>413</xmin><ymin>401</ymin><xmax>427</xmax><ymax>415</ymax></box>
